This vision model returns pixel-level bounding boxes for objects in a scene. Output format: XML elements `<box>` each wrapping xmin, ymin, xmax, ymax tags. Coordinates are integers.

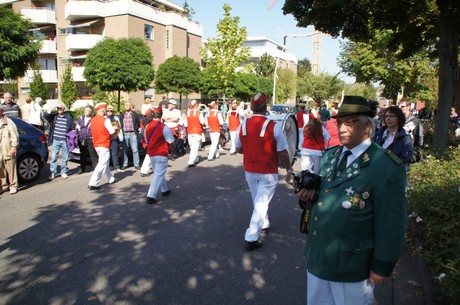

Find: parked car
<box><xmin>11</xmin><ymin>118</ymin><xmax>49</xmax><ymax>183</ymax></box>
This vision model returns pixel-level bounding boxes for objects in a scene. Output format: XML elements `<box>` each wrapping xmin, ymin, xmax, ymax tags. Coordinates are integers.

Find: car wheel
<box><xmin>18</xmin><ymin>154</ymin><xmax>41</xmax><ymax>183</ymax></box>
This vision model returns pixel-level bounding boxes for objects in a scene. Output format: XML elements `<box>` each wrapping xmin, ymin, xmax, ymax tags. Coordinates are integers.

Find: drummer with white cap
<box><xmin>235</xmin><ymin>93</ymin><xmax>293</xmax><ymax>251</ymax></box>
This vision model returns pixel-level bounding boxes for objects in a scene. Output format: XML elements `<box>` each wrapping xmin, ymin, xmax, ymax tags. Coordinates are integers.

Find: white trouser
<box><xmin>307</xmin><ymin>272</ymin><xmax>374</xmax><ymax>305</ymax></box>
<box><xmin>298</xmin><ymin>128</ymin><xmax>304</xmax><ymax>150</ymax></box>
<box><xmin>207</xmin><ymin>132</ymin><xmax>221</xmax><ymax>160</ymax></box>
<box><xmin>140</xmin><ymin>154</ymin><xmax>151</xmax><ymax>174</ymax></box>
<box><xmin>244</xmin><ymin>172</ymin><xmax>278</xmax><ymax>242</ymax></box>
<box><xmin>89</xmin><ymin>147</ymin><xmax>113</xmax><ymax>186</ymax></box>
<box><xmin>300</xmin><ymin>150</ymin><xmax>322</xmax><ymax>173</ymax></box>
<box><xmin>187</xmin><ymin>134</ymin><xmax>202</xmax><ymax>165</ymax></box>
<box><xmin>147</xmin><ymin>156</ymin><xmax>169</xmax><ymax>198</ymax></box>
<box><xmin>229</xmin><ymin>130</ymin><xmax>238</xmax><ymax>153</ymax></box>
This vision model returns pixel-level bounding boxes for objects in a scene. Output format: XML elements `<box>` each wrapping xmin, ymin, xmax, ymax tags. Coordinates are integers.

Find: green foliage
<box><xmin>232</xmin><ymin>72</ymin><xmax>259</xmax><ymax>101</ymax></box>
<box><xmin>199</xmin><ymin>3</ymin><xmax>251</xmax><ymax>97</ymax></box>
<box><xmin>200</xmin><ymin>66</ymin><xmax>223</xmax><ymax>98</ymax></box>
<box><xmin>155</xmin><ymin>55</ymin><xmax>202</xmax><ymax>96</ymax></box>
<box><xmin>338</xmin><ymin>30</ymin><xmax>438</xmax><ymax>102</ymax></box>
<box><xmin>60</xmin><ymin>64</ymin><xmax>78</xmax><ymax>108</ymax></box>
<box><xmin>84</xmin><ymin>37</ymin><xmax>155</xmax><ymax>111</ymax></box>
<box><xmin>92</xmin><ymin>86</ymin><xmax>125</xmax><ymax>114</ymax></box>
<box><xmin>182</xmin><ymin>0</ymin><xmax>195</xmax><ymax>21</ymax></box>
<box><xmin>408</xmin><ymin>141</ymin><xmax>460</xmax><ymax>305</ymax></box>
<box><xmin>344</xmin><ymin>83</ymin><xmax>377</xmax><ymax>100</ymax></box>
<box><xmin>297</xmin><ymin>72</ymin><xmax>343</xmax><ymax>104</ymax></box>
<box><xmin>30</xmin><ymin>65</ymin><xmax>48</xmax><ymax>101</ymax></box>
<box><xmin>254</xmin><ymin>53</ymin><xmax>275</xmax><ymax>78</ymax></box>
<box><xmin>275</xmin><ymin>68</ymin><xmax>296</xmax><ymax>103</ymax></box>
<box><xmin>257</xmin><ymin>77</ymin><xmax>273</xmax><ymax>98</ymax></box>
<box><xmin>0</xmin><ymin>6</ymin><xmax>40</xmax><ymax>79</ymax></box>
<box><xmin>1</xmin><ymin>79</ymin><xmax>18</xmax><ymax>98</ymax></box>
<box><xmin>297</xmin><ymin>58</ymin><xmax>311</xmax><ymax>77</ymax></box>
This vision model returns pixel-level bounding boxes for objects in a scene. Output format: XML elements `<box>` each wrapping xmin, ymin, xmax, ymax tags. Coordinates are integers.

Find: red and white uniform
<box><xmin>226</xmin><ymin>110</ymin><xmax>242</xmax><ymax>154</ymax></box>
<box><xmin>89</xmin><ymin>115</ymin><xmax>116</xmax><ymax>187</ymax></box>
<box><xmin>206</xmin><ymin>109</ymin><xmax>224</xmax><ymax>160</ymax></box>
<box><xmin>184</xmin><ymin>108</ymin><xmax>205</xmax><ymax>165</ymax></box>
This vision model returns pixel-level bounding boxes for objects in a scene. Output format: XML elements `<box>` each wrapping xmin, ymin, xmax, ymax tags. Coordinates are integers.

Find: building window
<box><xmin>166</xmin><ymin>30</ymin><xmax>169</xmax><ymax>49</ymax></box>
<box><xmin>144</xmin><ymin>25</ymin><xmax>154</xmax><ymax>40</ymax></box>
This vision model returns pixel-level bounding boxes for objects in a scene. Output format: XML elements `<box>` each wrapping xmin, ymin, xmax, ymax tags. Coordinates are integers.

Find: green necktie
<box><xmin>336</xmin><ymin>150</ymin><xmax>352</xmax><ymax>178</ymax></box>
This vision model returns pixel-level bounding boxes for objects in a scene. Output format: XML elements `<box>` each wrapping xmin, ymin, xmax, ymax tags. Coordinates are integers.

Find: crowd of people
<box><xmin>1</xmin><ymin>90</ymin><xmax>459</xmax><ymax>304</ymax></box>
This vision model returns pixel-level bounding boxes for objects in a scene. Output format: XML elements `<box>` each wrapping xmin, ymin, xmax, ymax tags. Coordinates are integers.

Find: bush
<box><xmin>407</xmin><ymin>144</ymin><xmax>460</xmax><ymax>305</ymax></box>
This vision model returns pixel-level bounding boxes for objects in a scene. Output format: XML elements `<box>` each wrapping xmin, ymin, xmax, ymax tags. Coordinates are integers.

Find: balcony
<box><xmin>25</xmin><ymin>70</ymin><xmax>58</xmax><ymax>84</ymax></box>
<box><xmin>21</xmin><ymin>8</ymin><xmax>56</xmax><ymax>25</ymax></box>
<box><xmin>71</xmin><ymin>66</ymin><xmax>86</xmax><ymax>82</ymax></box>
<box><xmin>65</xmin><ymin>0</ymin><xmax>202</xmax><ymax>36</ymax></box>
<box><xmin>39</xmin><ymin>40</ymin><xmax>57</xmax><ymax>54</ymax></box>
<box><xmin>66</xmin><ymin>34</ymin><xmax>103</xmax><ymax>51</ymax></box>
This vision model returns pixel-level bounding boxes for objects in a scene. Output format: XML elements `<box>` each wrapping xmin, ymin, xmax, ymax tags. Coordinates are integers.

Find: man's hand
<box><xmin>297</xmin><ymin>188</ymin><xmax>317</xmax><ymax>202</ymax></box>
<box><xmin>369</xmin><ymin>271</ymin><xmax>389</xmax><ymax>285</ymax></box>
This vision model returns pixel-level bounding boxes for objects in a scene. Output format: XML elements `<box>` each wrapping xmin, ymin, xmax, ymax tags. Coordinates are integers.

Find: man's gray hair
<box><xmin>357</xmin><ymin>115</ymin><xmax>376</xmax><ymax>138</ymax></box>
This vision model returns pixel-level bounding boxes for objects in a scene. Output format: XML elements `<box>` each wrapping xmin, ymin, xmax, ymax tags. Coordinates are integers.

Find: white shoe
<box><xmin>61</xmin><ymin>173</ymin><xmax>68</xmax><ymax>179</ymax></box>
<box><xmin>115</xmin><ymin>168</ymin><xmax>123</xmax><ymax>173</ymax></box>
<box><xmin>9</xmin><ymin>188</ymin><xmax>17</xmax><ymax>195</ymax></box>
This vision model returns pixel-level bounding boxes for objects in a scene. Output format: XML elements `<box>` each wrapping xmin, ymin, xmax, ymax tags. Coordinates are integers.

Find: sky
<box><xmin>183</xmin><ymin>0</ymin><xmax>355</xmax><ymax>83</ymax></box>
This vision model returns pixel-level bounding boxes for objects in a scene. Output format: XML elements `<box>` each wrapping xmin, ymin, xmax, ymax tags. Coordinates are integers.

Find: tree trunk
<box><xmin>433</xmin><ymin>4</ymin><xmax>458</xmax><ymax>149</ymax></box>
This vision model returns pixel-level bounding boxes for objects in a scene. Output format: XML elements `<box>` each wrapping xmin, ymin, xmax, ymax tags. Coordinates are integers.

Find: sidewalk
<box><xmin>374</xmin><ymin>222</ymin><xmax>435</xmax><ymax>305</ymax></box>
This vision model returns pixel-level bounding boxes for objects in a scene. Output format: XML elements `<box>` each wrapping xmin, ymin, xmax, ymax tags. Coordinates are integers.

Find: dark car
<box><xmin>11</xmin><ymin>118</ymin><xmax>49</xmax><ymax>183</ymax></box>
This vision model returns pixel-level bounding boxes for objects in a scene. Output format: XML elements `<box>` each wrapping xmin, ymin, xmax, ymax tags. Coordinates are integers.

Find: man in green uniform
<box><xmin>297</xmin><ymin>96</ymin><xmax>406</xmax><ymax>305</ymax></box>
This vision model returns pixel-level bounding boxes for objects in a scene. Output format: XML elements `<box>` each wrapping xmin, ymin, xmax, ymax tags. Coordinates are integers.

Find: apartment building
<box><xmin>242</xmin><ymin>36</ymin><xmax>298</xmax><ymax>75</ymax></box>
<box><xmin>3</xmin><ymin>0</ymin><xmax>202</xmax><ymax>110</ymax></box>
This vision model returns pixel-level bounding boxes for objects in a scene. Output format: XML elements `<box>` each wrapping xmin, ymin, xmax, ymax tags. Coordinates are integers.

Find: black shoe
<box><xmin>188</xmin><ymin>164</ymin><xmax>196</xmax><ymax>168</ymax></box>
<box><xmin>78</xmin><ymin>169</ymin><xmax>84</xmax><ymax>175</ymax></box>
<box><xmin>146</xmin><ymin>197</ymin><xmax>157</xmax><ymax>204</ymax></box>
<box><xmin>140</xmin><ymin>173</ymin><xmax>148</xmax><ymax>177</ymax></box>
<box><xmin>48</xmin><ymin>174</ymin><xmax>55</xmax><ymax>181</ymax></box>
<box><xmin>245</xmin><ymin>240</ymin><xmax>263</xmax><ymax>251</ymax></box>
<box><xmin>121</xmin><ymin>166</ymin><xmax>128</xmax><ymax>170</ymax></box>
<box><xmin>161</xmin><ymin>190</ymin><xmax>172</xmax><ymax>196</ymax></box>
<box><xmin>88</xmin><ymin>185</ymin><xmax>102</xmax><ymax>190</ymax></box>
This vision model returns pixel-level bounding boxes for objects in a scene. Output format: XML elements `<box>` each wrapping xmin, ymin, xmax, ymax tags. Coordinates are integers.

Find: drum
<box><xmin>272</xmin><ymin>113</ymin><xmax>298</xmax><ymax>166</ymax></box>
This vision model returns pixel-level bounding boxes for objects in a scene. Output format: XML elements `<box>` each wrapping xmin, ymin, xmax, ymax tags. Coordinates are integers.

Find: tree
<box><xmin>60</xmin><ymin>63</ymin><xmax>79</xmax><ymax>108</ymax></box>
<box><xmin>200</xmin><ymin>3</ymin><xmax>251</xmax><ymax>98</ymax></box>
<box><xmin>84</xmin><ymin>37</ymin><xmax>155</xmax><ymax>112</ymax></box>
<box><xmin>155</xmin><ymin>55</ymin><xmax>202</xmax><ymax>106</ymax></box>
<box><xmin>337</xmin><ymin>30</ymin><xmax>438</xmax><ymax>103</ymax></box>
<box><xmin>232</xmin><ymin>72</ymin><xmax>259</xmax><ymax>101</ymax></box>
<box><xmin>297</xmin><ymin>72</ymin><xmax>343</xmax><ymax>105</ymax></box>
<box><xmin>276</xmin><ymin>68</ymin><xmax>296</xmax><ymax>103</ymax></box>
<box><xmin>297</xmin><ymin>58</ymin><xmax>312</xmax><ymax>77</ymax></box>
<box><xmin>254</xmin><ymin>53</ymin><xmax>275</xmax><ymax>78</ymax></box>
<box><xmin>30</xmin><ymin>64</ymin><xmax>48</xmax><ymax>101</ymax></box>
<box><xmin>283</xmin><ymin>0</ymin><xmax>460</xmax><ymax>148</ymax></box>
<box><xmin>257</xmin><ymin>77</ymin><xmax>273</xmax><ymax>99</ymax></box>
<box><xmin>344</xmin><ymin>83</ymin><xmax>377</xmax><ymax>101</ymax></box>
<box><xmin>0</xmin><ymin>7</ymin><xmax>40</xmax><ymax>80</ymax></box>
<box><xmin>182</xmin><ymin>0</ymin><xmax>195</xmax><ymax>21</ymax></box>
<box><xmin>200</xmin><ymin>66</ymin><xmax>223</xmax><ymax>98</ymax></box>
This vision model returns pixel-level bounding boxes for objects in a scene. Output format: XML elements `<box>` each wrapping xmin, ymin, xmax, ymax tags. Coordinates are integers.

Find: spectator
<box><xmin>0</xmin><ymin>107</ymin><xmax>19</xmax><ymax>194</ymax></box>
<box><xmin>105</xmin><ymin>105</ymin><xmax>123</xmax><ymax>173</ymax></box>
<box><xmin>20</xmin><ymin>96</ymin><xmax>32</xmax><ymax>123</ymax></box>
<box><xmin>44</xmin><ymin>102</ymin><xmax>74</xmax><ymax>180</ymax></box>
<box><xmin>75</xmin><ymin>105</ymin><xmax>98</xmax><ymax>174</ymax></box>
<box><xmin>119</xmin><ymin>102</ymin><xmax>141</xmax><ymax>170</ymax></box>
<box><xmin>319</xmin><ymin>104</ymin><xmax>331</xmax><ymax>122</ymax></box>
<box><xmin>28</xmin><ymin>97</ymin><xmax>44</xmax><ymax>131</ymax></box>
<box><xmin>2</xmin><ymin>92</ymin><xmax>21</xmax><ymax>119</ymax></box>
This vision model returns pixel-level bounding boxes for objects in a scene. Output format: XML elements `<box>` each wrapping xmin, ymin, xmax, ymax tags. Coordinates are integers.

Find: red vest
<box><xmin>207</xmin><ymin>109</ymin><xmax>221</xmax><ymax>132</ymax></box>
<box><xmin>146</xmin><ymin>121</ymin><xmax>169</xmax><ymax>157</ymax></box>
<box><xmin>296</xmin><ymin>110</ymin><xmax>307</xmax><ymax>128</ymax></box>
<box><xmin>302</xmin><ymin>126</ymin><xmax>325</xmax><ymax>150</ymax></box>
<box><xmin>326</xmin><ymin>119</ymin><xmax>341</xmax><ymax>147</ymax></box>
<box><xmin>228</xmin><ymin>111</ymin><xmax>240</xmax><ymax>131</ymax></box>
<box><xmin>239</xmin><ymin>116</ymin><xmax>278</xmax><ymax>174</ymax></box>
<box><xmin>92</xmin><ymin>115</ymin><xmax>111</xmax><ymax>149</ymax></box>
<box><xmin>186</xmin><ymin>109</ymin><xmax>203</xmax><ymax>135</ymax></box>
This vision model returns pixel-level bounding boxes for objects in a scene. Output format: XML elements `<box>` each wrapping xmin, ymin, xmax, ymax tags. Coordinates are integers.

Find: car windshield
<box><xmin>271</xmin><ymin>105</ymin><xmax>296</xmax><ymax>114</ymax></box>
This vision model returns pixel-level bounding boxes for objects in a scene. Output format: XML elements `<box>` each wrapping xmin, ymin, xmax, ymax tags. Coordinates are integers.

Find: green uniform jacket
<box><xmin>305</xmin><ymin>142</ymin><xmax>406</xmax><ymax>282</ymax></box>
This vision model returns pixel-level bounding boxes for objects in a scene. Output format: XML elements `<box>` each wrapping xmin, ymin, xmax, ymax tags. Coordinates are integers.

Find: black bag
<box><xmin>80</xmin><ymin>137</ymin><xmax>87</xmax><ymax>146</ymax></box>
<box><xmin>294</xmin><ymin>170</ymin><xmax>322</xmax><ymax>234</ymax></box>
<box><xmin>174</xmin><ymin>138</ymin><xmax>186</xmax><ymax>156</ymax></box>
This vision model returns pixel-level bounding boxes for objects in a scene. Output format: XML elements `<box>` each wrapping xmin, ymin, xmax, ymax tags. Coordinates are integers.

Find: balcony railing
<box><xmin>65</xmin><ymin>34</ymin><xmax>103</xmax><ymax>51</ymax></box>
<box><xmin>39</xmin><ymin>40</ymin><xmax>57</xmax><ymax>54</ymax></box>
<box><xmin>25</xmin><ymin>70</ymin><xmax>58</xmax><ymax>84</ymax></box>
<box><xmin>71</xmin><ymin>66</ymin><xmax>86</xmax><ymax>82</ymax></box>
<box><xmin>21</xmin><ymin>8</ymin><xmax>56</xmax><ymax>25</ymax></box>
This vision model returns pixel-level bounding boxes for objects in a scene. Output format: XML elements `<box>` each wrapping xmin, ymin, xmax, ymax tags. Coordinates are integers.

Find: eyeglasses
<box><xmin>57</xmin><ymin>107</ymin><xmax>63</xmax><ymax>110</ymax></box>
<box><xmin>337</xmin><ymin>119</ymin><xmax>359</xmax><ymax>127</ymax></box>
<box><xmin>107</xmin><ymin>110</ymin><xmax>114</xmax><ymax>112</ymax></box>
<box><xmin>399</xmin><ymin>105</ymin><xmax>407</xmax><ymax>108</ymax></box>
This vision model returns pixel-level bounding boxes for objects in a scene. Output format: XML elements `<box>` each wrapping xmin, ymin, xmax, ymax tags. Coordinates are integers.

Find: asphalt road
<box><xmin>0</xmin><ymin>146</ymin><xmax>308</xmax><ymax>305</ymax></box>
